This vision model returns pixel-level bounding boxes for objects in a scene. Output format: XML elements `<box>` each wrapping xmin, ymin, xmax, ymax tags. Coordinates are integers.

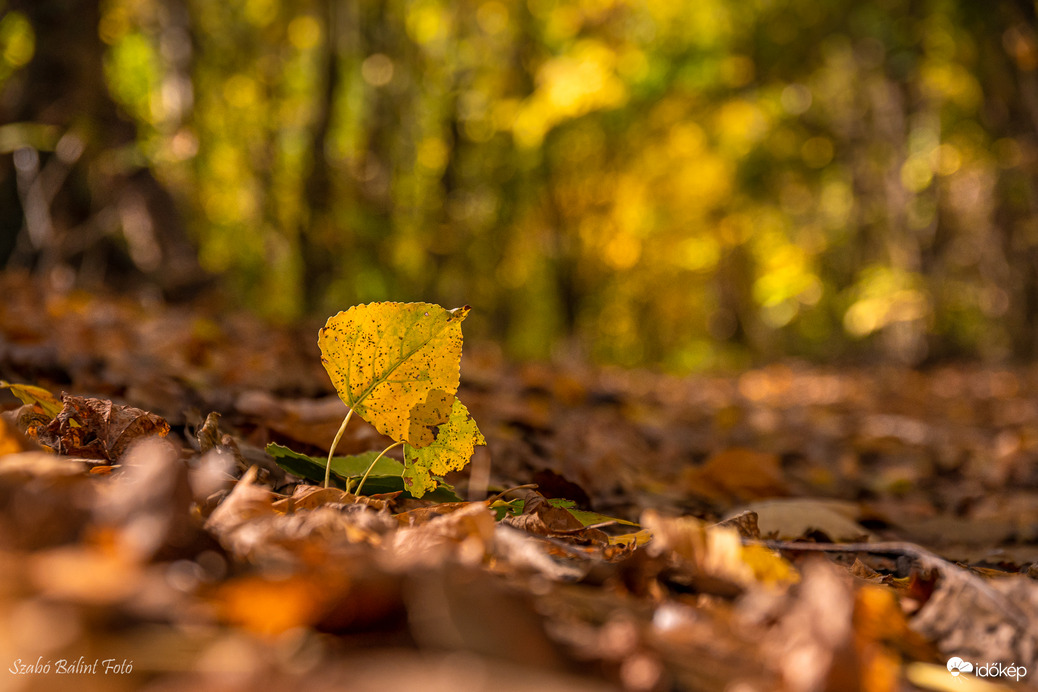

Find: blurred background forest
<box><xmin>2</xmin><ymin>0</ymin><xmax>1038</xmax><ymax>370</ymax></box>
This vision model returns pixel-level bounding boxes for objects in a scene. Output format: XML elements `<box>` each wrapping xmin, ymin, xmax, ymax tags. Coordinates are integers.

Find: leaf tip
<box><xmin>448</xmin><ymin>305</ymin><xmax>471</xmax><ymax>323</ymax></box>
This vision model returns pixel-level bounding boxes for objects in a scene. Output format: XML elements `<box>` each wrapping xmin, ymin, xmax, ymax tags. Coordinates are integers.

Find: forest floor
<box><xmin>0</xmin><ymin>273</ymin><xmax>1036</xmax><ymax>692</ymax></box>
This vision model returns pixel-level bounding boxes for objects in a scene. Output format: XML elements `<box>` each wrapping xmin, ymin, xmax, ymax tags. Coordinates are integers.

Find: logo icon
<box><xmin>947</xmin><ymin>658</ymin><xmax>974</xmax><ymax>677</ymax></box>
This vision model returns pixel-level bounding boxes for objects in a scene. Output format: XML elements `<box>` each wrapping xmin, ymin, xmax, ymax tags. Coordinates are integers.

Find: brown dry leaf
<box><xmin>271</xmin><ymin>485</ymin><xmax>393</xmax><ymax>513</ymax></box>
<box><xmin>395</xmin><ymin>501</ymin><xmax>477</xmax><ymax>527</ymax></box>
<box><xmin>405</xmin><ymin>564</ymin><xmax>570</xmax><ymax>670</ymax></box>
<box><xmin>895</xmin><ymin>515</ymin><xmax>1021</xmax><ymax>550</ymax></box>
<box><xmin>0</xmin><ymin>450</ymin><xmax>92</xmax><ymax>477</ymax></box>
<box><xmin>281</xmin><ymin>505</ymin><xmax>396</xmax><ymax>548</ymax></box>
<box><xmin>208</xmin><ymin>470</ymin><xmax>402</xmax><ymax>562</ymax></box>
<box><xmin>911</xmin><ymin>568</ymin><xmax>1038</xmax><ymax>671</ymax></box>
<box><xmin>682</xmin><ymin>447</ymin><xmax>789</xmax><ymax>502</ymax></box>
<box><xmin>738</xmin><ymin>498</ymin><xmax>874</xmax><ymax>542</ymax></box>
<box><xmin>491</xmin><ymin>525</ymin><xmax>591</xmax><ymax>581</ymax></box>
<box><xmin>195</xmin><ymin>411</ymin><xmax>222</xmax><ymax>454</ymax></box>
<box><xmin>95</xmin><ymin>437</ymin><xmax>199</xmax><ymax>561</ymax></box>
<box><xmin>0</xmin><ymin>452</ymin><xmax>97</xmax><ymax>550</ymax></box>
<box><xmin>16</xmin><ymin>403</ymin><xmax>53</xmax><ymax>443</ymax></box>
<box><xmin>37</xmin><ymin>394</ymin><xmax>170</xmax><ymax>461</ymax></box>
<box><xmin>757</xmin><ymin>558</ymin><xmax>860</xmax><ymax>692</ymax></box>
<box><xmin>649</xmin><ymin>599</ymin><xmax>772</xmax><ymax>690</ymax></box>
<box><xmin>501</xmin><ymin>489</ymin><xmax>610</xmax><ymax>545</ymax></box>
<box><xmin>203</xmin><ymin>467</ymin><xmax>277</xmax><ymax>556</ymax></box>
<box><xmin>28</xmin><ymin>541</ymin><xmax>145</xmax><ymax>606</ymax></box>
<box><xmin>335</xmin><ymin>650</ymin><xmax>623</xmax><ymax>692</ymax></box>
<box><xmin>388</xmin><ymin>501</ymin><xmax>496</xmax><ymax>568</ymax></box>
<box><xmin>713</xmin><ymin>510</ymin><xmax>761</xmax><ymax>539</ymax></box>
<box><xmin>850</xmin><ymin>558</ymin><xmax>887</xmax><ymax>584</ymax></box>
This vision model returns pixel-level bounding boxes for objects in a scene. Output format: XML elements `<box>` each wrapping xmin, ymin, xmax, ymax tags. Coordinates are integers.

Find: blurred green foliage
<box><xmin>4</xmin><ymin>0</ymin><xmax>1038</xmax><ymax>369</ymax></box>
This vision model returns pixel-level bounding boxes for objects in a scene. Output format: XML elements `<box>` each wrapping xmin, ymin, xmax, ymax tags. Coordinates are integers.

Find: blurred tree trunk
<box><xmin>1</xmin><ymin>0</ymin><xmax>206</xmax><ymax>298</ymax></box>
<box><xmin>958</xmin><ymin>0</ymin><xmax>1038</xmax><ymax>358</ymax></box>
<box><xmin>301</xmin><ymin>0</ymin><xmax>335</xmax><ymax>311</ymax></box>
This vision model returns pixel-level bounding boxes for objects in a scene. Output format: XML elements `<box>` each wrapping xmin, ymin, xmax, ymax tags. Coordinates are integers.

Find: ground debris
<box><xmin>1</xmin><ymin>281</ymin><xmax>1036</xmax><ymax>691</ymax></box>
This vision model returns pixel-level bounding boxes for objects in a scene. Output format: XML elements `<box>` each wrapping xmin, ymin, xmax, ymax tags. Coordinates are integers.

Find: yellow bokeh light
<box><xmin>417</xmin><ymin>137</ymin><xmax>449</xmax><ymax>172</ymax></box>
<box><xmin>244</xmin><ymin>0</ymin><xmax>278</xmax><ymax>27</ymax></box>
<box><xmin>900</xmin><ymin>156</ymin><xmax>933</xmax><ymax>192</ymax></box>
<box><xmin>223</xmin><ymin>74</ymin><xmax>259</xmax><ymax>109</ymax></box>
<box><xmin>677</xmin><ymin>236</ymin><xmax>721</xmax><ymax>273</ymax></box>
<box><xmin>920</xmin><ymin>60</ymin><xmax>981</xmax><ymax>111</ymax></box>
<box><xmin>617</xmin><ymin>48</ymin><xmax>649</xmax><ymax>82</ymax></box>
<box><xmin>715</xmin><ymin>99</ymin><xmax>768</xmax><ymax>155</ymax></box>
<box><xmin>931</xmin><ymin>143</ymin><xmax>961</xmax><ymax>176</ymax></box>
<box><xmin>603</xmin><ymin>233</ymin><xmax>642</xmax><ymax>270</ymax></box>
<box><xmin>512</xmin><ymin>40</ymin><xmax>627</xmax><ymax>147</ymax></box>
<box><xmin>287</xmin><ymin>15</ymin><xmax>322</xmax><ymax>51</ymax></box>
<box><xmin>843</xmin><ymin>266</ymin><xmax>931</xmax><ymax>338</ymax></box>
<box><xmin>407</xmin><ymin>3</ymin><xmax>445</xmax><ymax>45</ymax></box>
<box><xmin>476</xmin><ymin>1</ymin><xmax>509</xmax><ymax>35</ymax></box>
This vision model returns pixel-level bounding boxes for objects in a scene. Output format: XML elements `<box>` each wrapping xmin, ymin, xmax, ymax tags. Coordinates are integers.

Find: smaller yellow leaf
<box><xmin>403</xmin><ymin>398</ymin><xmax>485</xmax><ymax>498</ymax></box>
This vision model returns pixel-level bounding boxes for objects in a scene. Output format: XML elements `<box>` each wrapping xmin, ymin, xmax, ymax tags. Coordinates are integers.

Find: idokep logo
<box><xmin>946</xmin><ymin>657</ymin><xmax>1028</xmax><ymax>682</ymax></box>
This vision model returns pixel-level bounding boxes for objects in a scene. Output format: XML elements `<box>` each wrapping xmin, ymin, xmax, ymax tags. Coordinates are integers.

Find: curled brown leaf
<box><xmin>38</xmin><ymin>394</ymin><xmax>170</xmax><ymax>461</ymax></box>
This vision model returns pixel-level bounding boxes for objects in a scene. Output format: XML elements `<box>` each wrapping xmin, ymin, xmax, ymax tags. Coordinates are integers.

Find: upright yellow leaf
<box><xmin>318</xmin><ymin>302</ymin><xmax>470</xmax><ymax>446</ymax></box>
<box><xmin>402</xmin><ymin>398</ymin><xmax>486</xmax><ymax>497</ymax></box>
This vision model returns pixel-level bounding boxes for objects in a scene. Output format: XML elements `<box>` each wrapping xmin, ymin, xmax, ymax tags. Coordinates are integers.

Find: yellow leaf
<box><xmin>318</xmin><ymin>302</ymin><xmax>469</xmax><ymax>446</ymax></box>
<box><xmin>740</xmin><ymin>542</ymin><xmax>800</xmax><ymax>585</ymax></box>
<box><xmin>609</xmin><ymin>529</ymin><xmax>653</xmax><ymax>547</ymax></box>
<box><xmin>1</xmin><ymin>380</ymin><xmax>63</xmax><ymax>419</ymax></box>
<box><xmin>403</xmin><ymin>398</ymin><xmax>485</xmax><ymax>497</ymax></box>
<box><xmin>642</xmin><ymin>510</ymin><xmax>799</xmax><ymax>587</ymax></box>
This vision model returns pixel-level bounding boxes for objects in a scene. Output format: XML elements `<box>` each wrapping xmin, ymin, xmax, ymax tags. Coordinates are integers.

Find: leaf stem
<box><xmin>325</xmin><ymin>408</ymin><xmax>354</xmax><ymax>488</ymax></box>
<box><xmin>354</xmin><ymin>440</ymin><xmax>403</xmax><ymax>496</ymax></box>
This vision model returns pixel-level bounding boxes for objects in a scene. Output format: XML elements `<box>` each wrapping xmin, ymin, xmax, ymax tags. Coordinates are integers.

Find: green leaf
<box><xmin>265</xmin><ymin>442</ymin><xmax>463</xmax><ymax>501</ymax></box>
<box><xmin>318</xmin><ymin>302</ymin><xmax>469</xmax><ymax>447</ymax></box>
<box><xmin>402</xmin><ymin>398</ymin><xmax>485</xmax><ymax>498</ymax></box>
<box><xmin>268</xmin><ymin>442</ymin><xmax>403</xmax><ymax>483</ymax></box>
<box><xmin>563</xmin><ymin>506</ymin><xmax>640</xmax><ymax>528</ymax></box>
<box><xmin>490</xmin><ymin>498</ymin><xmax>524</xmax><ymax>521</ymax></box>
